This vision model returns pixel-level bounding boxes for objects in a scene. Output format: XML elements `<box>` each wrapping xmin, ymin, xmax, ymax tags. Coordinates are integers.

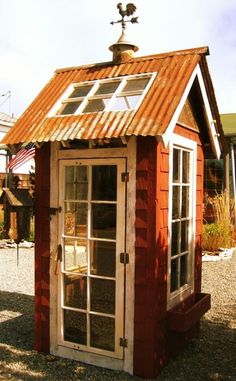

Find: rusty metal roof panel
<box><xmin>1</xmin><ymin>47</ymin><xmax>213</xmax><ymax>145</ymax></box>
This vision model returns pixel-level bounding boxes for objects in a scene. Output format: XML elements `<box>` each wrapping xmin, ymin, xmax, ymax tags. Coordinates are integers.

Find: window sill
<box><xmin>167</xmin><ymin>293</ymin><xmax>211</xmax><ymax>332</ymax></box>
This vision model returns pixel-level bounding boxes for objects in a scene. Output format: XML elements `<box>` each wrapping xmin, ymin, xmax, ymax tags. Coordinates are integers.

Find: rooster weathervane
<box><xmin>111</xmin><ymin>3</ymin><xmax>138</xmax><ymax>31</ymax></box>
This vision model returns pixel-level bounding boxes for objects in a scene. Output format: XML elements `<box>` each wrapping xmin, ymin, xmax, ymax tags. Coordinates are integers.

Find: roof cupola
<box><xmin>109</xmin><ymin>2</ymin><xmax>139</xmax><ymax>64</ymax></box>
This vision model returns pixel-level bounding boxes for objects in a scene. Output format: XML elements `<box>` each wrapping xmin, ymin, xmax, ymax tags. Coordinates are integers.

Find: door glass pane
<box><xmin>64</xmin><ymin>202</ymin><xmax>87</xmax><ymax>237</ymax></box>
<box><xmin>92</xmin><ymin>165</ymin><xmax>117</xmax><ymax>201</ymax></box>
<box><xmin>180</xmin><ymin>254</ymin><xmax>188</xmax><ymax>286</ymax></box>
<box><xmin>65</xmin><ymin>167</ymin><xmax>75</xmax><ymax>199</ymax></box>
<box><xmin>65</xmin><ymin>166</ymin><xmax>88</xmax><ymax>200</ymax></box>
<box><xmin>75</xmin><ymin>166</ymin><xmax>88</xmax><ymax>200</ymax></box>
<box><xmin>64</xmin><ymin>238</ymin><xmax>87</xmax><ymax>273</ymax></box>
<box><xmin>64</xmin><ymin>310</ymin><xmax>87</xmax><ymax>345</ymax></box>
<box><xmin>90</xmin><ymin>315</ymin><xmax>115</xmax><ymax>351</ymax></box>
<box><xmin>90</xmin><ymin>278</ymin><xmax>115</xmax><ymax>314</ymax></box>
<box><xmin>90</xmin><ymin>241</ymin><xmax>116</xmax><ymax>277</ymax></box>
<box><xmin>64</xmin><ymin>275</ymin><xmax>87</xmax><ymax>309</ymax></box>
<box><xmin>91</xmin><ymin>204</ymin><xmax>116</xmax><ymax>239</ymax></box>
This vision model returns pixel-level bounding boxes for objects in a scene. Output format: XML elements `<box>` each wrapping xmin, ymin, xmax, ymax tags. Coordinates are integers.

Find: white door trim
<box><xmin>49</xmin><ymin>139</ymin><xmax>136</xmax><ymax>374</ymax></box>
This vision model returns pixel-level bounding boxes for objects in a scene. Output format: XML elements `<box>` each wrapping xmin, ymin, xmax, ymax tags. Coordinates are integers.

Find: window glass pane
<box><xmin>64</xmin><ymin>238</ymin><xmax>87</xmax><ymax>273</ymax></box>
<box><xmin>91</xmin><ymin>204</ymin><xmax>116</xmax><ymax>239</ymax></box>
<box><xmin>92</xmin><ymin>165</ymin><xmax>117</xmax><ymax>201</ymax></box>
<box><xmin>64</xmin><ymin>275</ymin><xmax>87</xmax><ymax>309</ymax></box>
<box><xmin>60</xmin><ymin>102</ymin><xmax>82</xmax><ymax>115</ymax></box>
<box><xmin>126</xmin><ymin>95</ymin><xmax>141</xmax><ymax>108</ymax></box>
<box><xmin>171</xmin><ymin>222</ymin><xmax>179</xmax><ymax>256</ymax></box>
<box><xmin>90</xmin><ymin>241</ymin><xmax>116</xmax><ymax>277</ymax></box>
<box><xmin>95</xmin><ymin>81</ymin><xmax>121</xmax><ymax>95</ymax></box>
<box><xmin>69</xmin><ymin>85</ymin><xmax>93</xmax><ymax>98</ymax></box>
<box><xmin>90</xmin><ymin>278</ymin><xmax>115</xmax><ymax>314</ymax></box>
<box><xmin>173</xmin><ymin>149</ymin><xmax>180</xmax><ymax>182</ymax></box>
<box><xmin>182</xmin><ymin>151</ymin><xmax>190</xmax><ymax>183</ymax></box>
<box><xmin>64</xmin><ymin>202</ymin><xmax>87</xmax><ymax>237</ymax></box>
<box><xmin>82</xmin><ymin>98</ymin><xmax>107</xmax><ymax>113</ymax></box>
<box><xmin>181</xmin><ymin>186</ymin><xmax>189</xmax><ymax>218</ymax></box>
<box><xmin>110</xmin><ymin>97</ymin><xmax>129</xmax><ymax>111</ymax></box>
<box><xmin>64</xmin><ymin>310</ymin><xmax>87</xmax><ymax>345</ymax></box>
<box><xmin>172</xmin><ymin>186</ymin><xmax>180</xmax><ymax>219</ymax></box>
<box><xmin>181</xmin><ymin>220</ymin><xmax>189</xmax><ymax>253</ymax></box>
<box><xmin>90</xmin><ymin>315</ymin><xmax>115</xmax><ymax>351</ymax></box>
<box><xmin>180</xmin><ymin>255</ymin><xmax>188</xmax><ymax>286</ymax></box>
<box><xmin>122</xmin><ymin>77</ymin><xmax>150</xmax><ymax>92</ymax></box>
<box><xmin>171</xmin><ymin>259</ymin><xmax>178</xmax><ymax>292</ymax></box>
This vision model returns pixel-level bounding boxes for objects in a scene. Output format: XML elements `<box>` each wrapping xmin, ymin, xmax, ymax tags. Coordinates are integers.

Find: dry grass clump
<box><xmin>203</xmin><ymin>191</ymin><xmax>234</xmax><ymax>252</ymax></box>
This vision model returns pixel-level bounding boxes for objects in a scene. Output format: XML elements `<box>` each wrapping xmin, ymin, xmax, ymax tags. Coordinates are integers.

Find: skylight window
<box><xmin>56</xmin><ymin>74</ymin><xmax>155</xmax><ymax>116</ymax></box>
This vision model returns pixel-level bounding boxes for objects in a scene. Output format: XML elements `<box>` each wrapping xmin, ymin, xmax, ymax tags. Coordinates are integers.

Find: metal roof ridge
<box><xmin>55</xmin><ymin>46</ymin><xmax>209</xmax><ymax>74</ymax></box>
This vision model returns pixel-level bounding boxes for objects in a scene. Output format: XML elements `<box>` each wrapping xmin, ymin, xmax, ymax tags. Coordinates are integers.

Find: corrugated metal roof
<box><xmin>2</xmin><ymin>46</ymin><xmax>221</xmax><ymax>145</ymax></box>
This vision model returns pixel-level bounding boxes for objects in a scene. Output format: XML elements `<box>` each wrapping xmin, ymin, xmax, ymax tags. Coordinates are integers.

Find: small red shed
<box><xmin>2</xmin><ymin>38</ymin><xmax>224</xmax><ymax>377</ymax></box>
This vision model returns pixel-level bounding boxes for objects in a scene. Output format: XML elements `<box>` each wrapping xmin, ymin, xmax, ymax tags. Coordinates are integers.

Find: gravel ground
<box><xmin>0</xmin><ymin>246</ymin><xmax>236</xmax><ymax>381</ymax></box>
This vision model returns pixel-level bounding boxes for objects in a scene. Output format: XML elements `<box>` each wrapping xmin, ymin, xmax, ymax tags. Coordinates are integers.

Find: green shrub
<box><xmin>203</xmin><ymin>222</ymin><xmax>232</xmax><ymax>252</ymax></box>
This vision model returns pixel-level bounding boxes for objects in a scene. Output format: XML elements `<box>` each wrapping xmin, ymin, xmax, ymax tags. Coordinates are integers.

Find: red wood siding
<box><xmin>134</xmin><ymin>136</ymin><xmax>158</xmax><ymax>378</ymax></box>
<box><xmin>35</xmin><ymin>143</ymin><xmax>51</xmax><ymax>352</ymax></box>
<box><xmin>134</xmin><ymin>125</ymin><xmax>204</xmax><ymax>378</ymax></box>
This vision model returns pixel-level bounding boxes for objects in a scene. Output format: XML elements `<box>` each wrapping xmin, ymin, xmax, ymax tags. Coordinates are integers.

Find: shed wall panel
<box><xmin>35</xmin><ymin>143</ymin><xmax>51</xmax><ymax>353</ymax></box>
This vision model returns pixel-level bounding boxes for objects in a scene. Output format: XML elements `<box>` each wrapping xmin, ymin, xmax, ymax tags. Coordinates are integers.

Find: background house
<box><xmin>0</xmin><ymin>112</ymin><xmax>34</xmax><ymax>189</ymax></box>
<box><xmin>0</xmin><ymin>112</ymin><xmax>34</xmax><ymax>239</ymax></box>
<box><xmin>203</xmin><ymin>113</ymin><xmax>236</xmax><ymax>224</ymax></box>
<box><xmin>221</xmin><ymin>113</ymin><xmax>236</xmax><ymax>224</ymax></box>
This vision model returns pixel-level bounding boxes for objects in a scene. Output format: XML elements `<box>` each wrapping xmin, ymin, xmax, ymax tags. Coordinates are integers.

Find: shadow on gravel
<box><xmin>0</xmin><ymin>290</ymin><xmax>141</xmax><ymax>381</ymax></box>
<box><xmin>0</xmin><ymin>290</ymin><xmax>235</xmax><ymax>381</ymax></box>
<box><xmin>159</xmin><ymin>317</ymin><xmax>236</xmax><ymax>381</ymax></box>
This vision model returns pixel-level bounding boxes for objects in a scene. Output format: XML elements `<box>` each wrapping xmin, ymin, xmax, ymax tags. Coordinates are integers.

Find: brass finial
<box><xmin>111</xmin><ymin>3</ymin><xmax>138</xmax><ymax>31</ymax></box>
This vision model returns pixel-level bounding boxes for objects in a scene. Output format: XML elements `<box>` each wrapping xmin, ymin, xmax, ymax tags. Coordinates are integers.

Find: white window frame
<box><xmin>167</xmin><ymin>134</ymin><xmax>197</xmax><ymax>309</ymax></box>
<box><xmin>48</xmin><ymin>73</ymin><xmax>156</xmax><ymax>117</ymax></box>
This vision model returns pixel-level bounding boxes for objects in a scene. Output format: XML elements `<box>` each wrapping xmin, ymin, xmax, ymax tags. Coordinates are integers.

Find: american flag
<box><xmin>7</xmin><ymin>142</ymin><xmax>35</xmax><ymax>170</ymax></box>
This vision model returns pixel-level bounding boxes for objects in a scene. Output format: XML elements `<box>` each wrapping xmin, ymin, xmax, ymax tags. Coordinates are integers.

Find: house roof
<box><xmin>1</xmin><ymin>46</ymin><xmax>224</xmax><ymax>157</ymax></box>
<box><xmin>220</xmin><ymin>113</ymin><xmax>236</xmax><ymax>136</ymax></box>
<box><xmin>0</xmin><ymin>112</ymin><xmax>16</xmax><ymax>125</ymax></box>
<box><xmin>0</xmin><ymin>188</ymin><xmax>33</xmax><ymax>207</ymax></box>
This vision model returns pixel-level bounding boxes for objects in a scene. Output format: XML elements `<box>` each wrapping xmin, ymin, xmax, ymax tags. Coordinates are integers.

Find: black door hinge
<box><xmin>120</xmin><ymin>338</ymin><xmax>128</xmax><ymax>348</ymax></box>
<box><xmin>120</xmin><ymin>252</ymin><xmax>129</xmax><ymax>265</ymax></box>
<box><xmin>121</xmin><ymin>172</ymin><xmax>129</xmax><ymax>182</ymax></box>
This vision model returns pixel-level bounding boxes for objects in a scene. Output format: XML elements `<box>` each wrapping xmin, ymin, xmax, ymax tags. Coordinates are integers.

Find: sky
<box><xmin>0</xmin><ymin>0</ymin><xmax>235</xmax><ymax>118</ymax></box>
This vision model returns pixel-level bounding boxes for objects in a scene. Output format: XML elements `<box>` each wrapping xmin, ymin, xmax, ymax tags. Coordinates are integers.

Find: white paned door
<box><xmin>58</xmin><ymin>158</ymin><xmax>126</xmax><ymax>359</ymax></box>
